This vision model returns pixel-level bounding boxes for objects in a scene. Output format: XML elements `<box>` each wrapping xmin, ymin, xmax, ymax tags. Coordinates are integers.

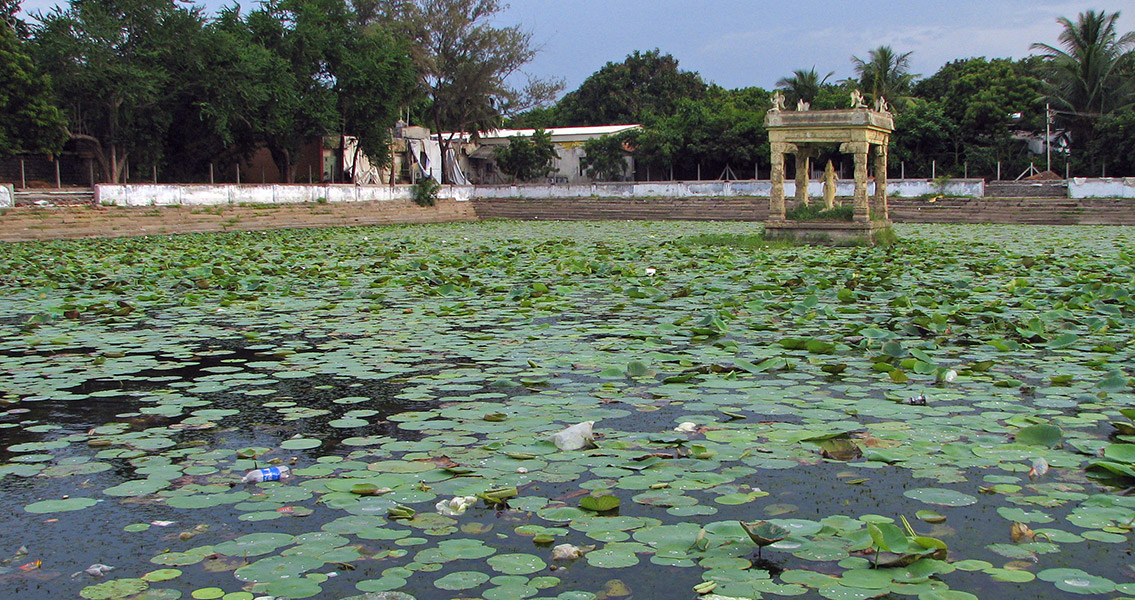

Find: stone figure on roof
<box><xmin>874</xmin><ymin>96</ymin><xmax>890</xmax><ymax>113</ymax></box>
<box><xmin>850</xmin><ymin>89</ymin><xmax>866</xmax><ymax>109</ymax></box>
<box><xmin>797</xmin><ymin>99</ymin><xmax>811</xmax><ymax>111</ymax></box>
<box><xmin>770</xmin><ymin>90</ymin><xmax>786</xmax><ymax>112</ymax></box>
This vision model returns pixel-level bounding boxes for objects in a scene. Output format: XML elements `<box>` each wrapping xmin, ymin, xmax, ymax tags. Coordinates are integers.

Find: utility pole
<box><xmin>1046</xmin><ymin>103</ymin><xmax>1054</xmax><ymax>173</ymax></box>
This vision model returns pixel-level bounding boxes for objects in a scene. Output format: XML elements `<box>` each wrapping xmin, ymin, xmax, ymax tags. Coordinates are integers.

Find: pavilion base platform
<box><xmin>763</xmin><ymin>219</ymin><xmax>894</xmax><ymax>246</ymax></box>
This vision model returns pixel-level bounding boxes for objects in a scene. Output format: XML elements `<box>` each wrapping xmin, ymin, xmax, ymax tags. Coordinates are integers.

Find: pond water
<box><xmin>1</xmin><ymin>222</ymin><xmax>1134</xmax><ymax>600</ymax></box>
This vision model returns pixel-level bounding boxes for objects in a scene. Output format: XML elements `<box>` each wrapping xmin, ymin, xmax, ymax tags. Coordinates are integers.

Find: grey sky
<box><xmin>16</xmin><ymin>0</ymin><xmax>1135</xmax><ymax>92</ymax></box>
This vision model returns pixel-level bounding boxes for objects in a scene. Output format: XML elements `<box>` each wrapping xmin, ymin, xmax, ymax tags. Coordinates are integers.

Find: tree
<box><xmin>776</xmin><ymin>68</ymin><xmax>834</xmax><ymax>106</ymax></box>
<box><xmin>156</xmin><ymin>5</ymin><xmax>297</xmax><ymax>181</ymax></box>
<box><xmin>1088</xmin><ymin>106</ymin><xmax>1135</xmax><ymax>175</ymax></box>
<box><xmin>851</xmin><ymin>46</ymin><xmax>917</xmax><ymax>108</ymax></box>
<box><xmin>494</xmin><ymin>128</ymin><xmax>558</xmax><ymax>182</ymax></box>
<box><xmin>373</xmin><ymin>0</ymin><xmax>560</xmax><ymax>183</ymax></box>
<box><xmin>624</xmin><ymin>86</ymin><xmax>769</xmax><ymax>181</ymax></box>
<box><xmin>2</xmin><ymin>0</ymin><xmax>29</xmax><ymax>39</ymax></box>
<box><xmin>914</xmin><ymin>57</ymin><xmax>1044</xmax><ymax>175</ymax></box>
<box><xmin>581</xmin><ymin>134</ymin><xmax>630</xmax><ymax>181</ymax></box>
<box><xmin>336</xmin><ymin>25</ymin><xmax>419</xmax><ymax>177</ymax></box>
<box><xmin>217</xmin><ymin>0</ymin><xmax>419</xmax><ymax>183</ymax></box>
<box><xmin>0</xmin><ymin>15</ymin><xmax>67</xmax><ymax>158</ymax></box>
<box><xmin>557</xmin><ymin>49</ymin><xmax>707</xmax><ymax>126</ymax></box>
<box><xmin>888</xmin><ymin>99</ymin><xmax>954</xmax><ymax>177</ymax></box>
<box><xmin>33</xmin><ymin>0</ymin><xmax>206</xmax><ymax>183</ymax></box>
<box><xmin>1030</xmin><ymin>10</ymin><xmax>1135</xmax><ymax>152</ymax></box>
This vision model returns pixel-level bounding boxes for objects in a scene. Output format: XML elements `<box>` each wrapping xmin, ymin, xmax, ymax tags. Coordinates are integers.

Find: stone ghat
<box><xmin>475</xmin><ymin>196</ymin><xmax>1135</xmax><ymax>226</ymax></box>
<box><xmin>0</xmin><ymin>198</ymin><xmax>476</xmax><ymax>242</ymax></box>
<box><xmin>3</xmin><ymin>196</ymin><xmax>1135</xmax><ymax>242</ymax></box>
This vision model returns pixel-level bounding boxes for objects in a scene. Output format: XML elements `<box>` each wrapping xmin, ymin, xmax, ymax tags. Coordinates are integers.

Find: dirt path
<box><xmin>0</xmin><ymin>199</ymin><xmax>477</xmax><ymax>242</ymax></box>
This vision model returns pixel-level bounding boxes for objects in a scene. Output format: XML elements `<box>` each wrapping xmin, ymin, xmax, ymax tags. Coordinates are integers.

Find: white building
<box><xmin>458</xmin><ymin>124</ymin><xmax>641</xmax><ymax>184</ymax></box>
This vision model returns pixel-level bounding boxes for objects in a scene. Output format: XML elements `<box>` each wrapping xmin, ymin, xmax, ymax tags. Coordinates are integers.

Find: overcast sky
<box><xmin>15</xmin><ymin>0</ymin><xmax>1135</xmax><ymax>93</ymax></box>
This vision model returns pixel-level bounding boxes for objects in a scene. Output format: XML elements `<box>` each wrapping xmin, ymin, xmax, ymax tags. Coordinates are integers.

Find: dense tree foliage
<box><xmin>623</xmin><ymin>86</ymin><xmax>768</xmax><ymax>180</ymax></box>
<box><xmin>909</xmin><ymin>58</ymin><xmax>1045</xmax><ymax>176</ymax></box>
<box><xmin>33</xmin><ymin>0</ymin><xmax>204</xmax><ymax>182</ymax></box>
<box><xmin>493</xmin><ymin>129</ymin><xmax>557</xmax><ymax>182</ymax></box>
<box><xmin>0</xmin><ymin>13</ymin><xmax>67</xmax><ymax>158</ymax></box>
<box><xmin>580</xmin><ymin>134</ymin><xmax>630</xmax><ymax>181</ymax></box>
<box><xmin>368</xmin><ymin>0</ymin><xmax>561</xmax><ymax>182</ymax></box>
<box><xmin>1031</xmin><ymin>10</ymin><xmax>1135</xmax><ymax>167</ymax></box>
<box><xmin>6</xmin><ymin>3</ymin><xmax>1135</xmax><ymax>183</ymax></box>
<box><xmin>556</xmin><ymin>50</ymin><xmax>707</xmax><ymax>126</ymax></box>
<box><xmin>852</xmin><ymin>45</ymin><xmax>917</xmax><ymax>108</ymax></box>
<box><xmin>776</xmin><ymin>68</ymin><xmax>833</xmax><ymax>106</ymax></box>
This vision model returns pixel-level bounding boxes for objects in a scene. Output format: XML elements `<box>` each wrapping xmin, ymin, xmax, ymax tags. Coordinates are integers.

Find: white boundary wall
<box><xmin>96</xmin><ymin>184</ymin><xmax>416</xmax><ymax>207</ymax></box>
<box><xmin>96</xmin><ymin>178</ymin><xmax>985</xmax><ymax>207</ymax></box>
<box><xmin>1069</xmin><ymin>178</ymin><xmax>1135</xmax><ymax>198</ymax></box>
<box><xmin>0</xmin><ymin>184</ymin><xmax>12</xmax><ymax>208</ymax></box>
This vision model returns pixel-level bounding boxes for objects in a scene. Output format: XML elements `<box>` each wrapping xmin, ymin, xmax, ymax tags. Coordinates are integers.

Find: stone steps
<box><xmin>0</xmin><ymin>199</ymin><xmax>476</xmax><ymax>242</ymax></box>
<box><xmin>986</xmin><ymin>181</ymin><xmax>1067</xmax><ymax>198</ymax></box>
<box><xmin>14</xmin><ymin>188</ymin><xmax>95</xmax><ymax>206</ymax></box>
<box><xmin>474</xmin><ymin>196</ymin><xmax>1135</xmax><ymax>226</ymax></box>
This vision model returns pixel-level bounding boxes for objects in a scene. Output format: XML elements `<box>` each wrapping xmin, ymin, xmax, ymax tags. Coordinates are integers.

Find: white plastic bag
<box><xmin>549</xmin><ymin>421</ymin><xmax>596</xmax><ymax>451</ymax></box>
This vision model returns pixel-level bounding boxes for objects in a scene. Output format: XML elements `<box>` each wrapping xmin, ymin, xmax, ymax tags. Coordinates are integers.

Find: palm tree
<box><xmin>851</xmin><ymin>46</ymin><xmax>917</xmax><ymax>108</ymax></box>
<box><xmin>1030</xmin><ymin>10</ymin><xmax>1134</xmax><ymax>133</ymax></box>
<box><xmin>776</xmin><ymin>68</ymin><xmax>834</xmax><ymax>105</ymax></box>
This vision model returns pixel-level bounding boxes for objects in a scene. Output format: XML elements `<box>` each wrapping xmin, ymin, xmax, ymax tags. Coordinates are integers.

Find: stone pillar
<box><xmin>794</xmin><ymin>146</ymin><xmax>811</xmax><ymax>207</ymax></box>
<box><xmin>873</xmin><ymin>144</ymin><xmax>889</xmax><ymax>222</ymax></box>
<box><xmin>769</xmin><ymin>142</ymin><xmax>787</xmax><ymax>220</ymax></box>
<box><xmin>841</xmin><ymin>142</ymin><xmax>870</xmax><ymax>223</ymax></box>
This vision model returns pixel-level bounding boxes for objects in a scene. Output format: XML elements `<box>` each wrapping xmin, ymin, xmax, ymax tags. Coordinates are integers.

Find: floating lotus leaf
<box><xmin>25</xmin><ymin>497</ymin><xmax>98</xmax><ymax>513</ymax></box>
<box><xmin>1037</xmin><ymin>568</ymin><xmax>1116</xmax><ymax>594</ymax></box>
<box><xmin>739</xmin><ymin>520</ymin><xmax>790</xmax><ymax>547</ymax></box>
<box><xmin>80</xmin><ymin>579</ymin><xmax>149</xmax><ymax>600</ymax></box>
<box><xmin>433</xmin><ymin>571</ymin><xmax>490</xmax><ymax>590</ymax></box>
<box><xmin>214</xmin><ymin>533</ymin><xmax>294</xmax><ymax>557</ymax></box>
<box><xmin>233</xmin><ymin>554</ymin><xmax>324</xmax><ymax>583</ymax></box>
<box><xmin>1014</xmin><ymin>424</ymin><xmax>1063</xmax><ymax>447</ymax></box>
<box><xmin>579</xmin><ymin>495</ymin><xmax>620</xmax><ymax>512</ymax></box>
<box><xmin>486</xmin><ymin>553</ymin><xmax>547</xmax><ymax>575</ymax></box>
<box><xmin>903</xmin><ymin>488</ymin><xmax>978</xmax><ymax>507</ymax></box>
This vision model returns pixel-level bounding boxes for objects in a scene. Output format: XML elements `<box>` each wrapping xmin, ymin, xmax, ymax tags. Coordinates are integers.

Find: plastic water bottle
<box><xmin>242</xmin><ymin>465</ymin><xmax>291</xmax><ymax>483</ymax></box>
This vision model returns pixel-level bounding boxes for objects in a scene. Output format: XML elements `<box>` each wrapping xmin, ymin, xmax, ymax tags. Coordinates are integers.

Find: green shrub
<box><xmin>412</xmin><ymin>177</ymin><xmax>440</xmax><ymax>207</ymax></box>
<box><xmin>785</xmin><ymin>203</ymin><xmax>854</xmax><ymax>221</ymax></box>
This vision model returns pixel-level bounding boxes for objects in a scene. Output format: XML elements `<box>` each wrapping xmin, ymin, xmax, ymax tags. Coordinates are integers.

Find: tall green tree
<box><xmin>1030</xmin><ymin>10</ymin><xmax>1135</xmax><ymax>152</ymax></box>
<box><xmin>914</xmin><ymin>57</ymin><xmax>1044</xmax><ymax>175</ymax></box>
<box><xmin>888</xmin><ymin>99</ymin><xmax>954</xmax><ymax>177</ymax></box>
<box><xmin>2</xmin><ymin>0</ymin><xmax>29</xmax><ymax>39</ymax></box>
<box><xmin>372</xmin><ymin>0</ymin><xmax>560</xmax><ymax>182</ymax></box>
<box><xmin>851</xmin><ymin>45</ymin><xmax>917</xmax><ymax>108</ymax></box>
<box><xmin>33</xmin><ymin>0</ymin><xmax>205</xmax><ymax>183</ymax></box>
<box><xmin>494</xmin><ymin>128</ymin><xmax>557</xmax><ymax>182</ymax></box>
<box><xmin>0</xmin><ymin>15</ymin><xmax>67</xmax><ymax>158</ymax></box>
<box><xmin>624</xmin><ymin>86</ymin><xmax>768</xmax><ymax>181</ymax></box>
<box><xmin>229</xmin><ymin>0</ymin><xmax>418</xmax><ymax>182</ymax></box>
<box><xmin>776</xmin><ymin>68</ymin><xmax>834</xmax><ymax>106</ymax></box>
<box><xmin>1088</xmin><ymin>106</ymin><xmax>1135</xmax><ymax>175</ymax></box>
<box><xmin>338</xmin><ymin>26</ymin><xmax>419</xmax><ymax>174</ymax></box>
<box><xmin>581</xmin><ymin>133</ymin><xmax>631</xmax><ymax>181</ymax></box>
<box><xmin>557</xmin><ymin>49</ymin><xmax>707</xmax><ymax>126</ymax></box>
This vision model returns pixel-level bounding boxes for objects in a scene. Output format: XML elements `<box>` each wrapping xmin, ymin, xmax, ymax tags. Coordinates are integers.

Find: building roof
<box><xmin>443</xmin><ymin>124</ymin><xmax>641</xmax><ymax>145</ymax></box>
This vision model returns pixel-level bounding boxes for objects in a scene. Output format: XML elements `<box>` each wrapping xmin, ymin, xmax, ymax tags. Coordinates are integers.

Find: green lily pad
<box><xmin>25</xmin><ymin>497</ymin><xmax>98</xmax><ymax>513</ymax></box>
<box><xmin>903</xmin><ymin>488</ymin><xmax>978</xmax><ymax>507</ymax></box>
<box><xmin>80</xmin><ymin>578</ymin><xmax>149</xmax><ymax>600</ymax></box>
